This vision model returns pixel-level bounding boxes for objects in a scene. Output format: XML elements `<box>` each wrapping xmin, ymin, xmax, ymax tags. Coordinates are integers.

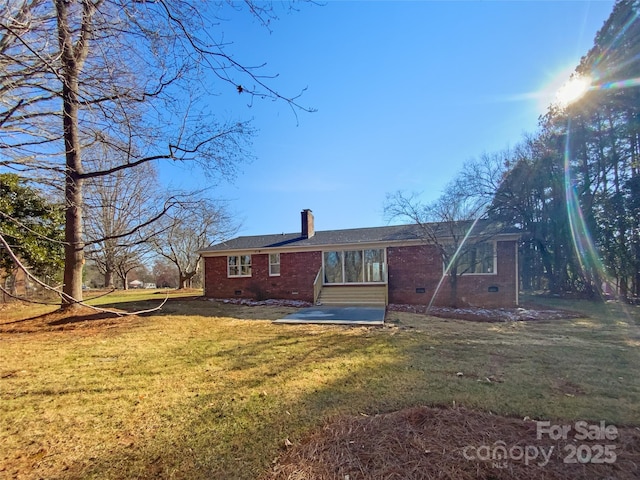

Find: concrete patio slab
<box><xmin>274</xmin><ymin>306</ymin><xmax>385</xmax><ymax>326</ymax></box>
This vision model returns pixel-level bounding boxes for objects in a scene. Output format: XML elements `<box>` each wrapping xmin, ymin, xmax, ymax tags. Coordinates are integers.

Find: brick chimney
<box><xmin>301</xmin><ymin>209</ymin><xmax>314</xmax><ymax>239</ymax></box>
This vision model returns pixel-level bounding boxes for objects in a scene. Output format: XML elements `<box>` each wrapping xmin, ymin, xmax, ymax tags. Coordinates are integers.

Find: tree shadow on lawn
<box><xmin>0</xmin><ymin>306</ymin><xmax>135</xmax><ymax>333</ymax></box>
<box><xmin>388</xmin><ymin>303</ymin><xmax>583</xmax><ymax>322</ymax></box>
<box><xmin>47</xmin><ymin>311</ymin><xmax>119</xmax><ymax>326</ymax></box>
<box><xmin>0</xmin><ymin>296</ymin><xmax>296</xmax><ymax>334</ymax></box>
<box><xmin>96</xmin><ymin>295</ymin><xmax>302</xmax><ymax>321</ymax></box>
<box><xmin>8</xmin><ymin>291</ymin><xmax>596</xmax><ymax>328</ymax></box>
<box><xmin>53</xmin><ymin>325</ymin><xmax>640</xmax><ymax>480</ymax></box>
<box><xmin>51</xmin><ymin>328</ymin><xmax>391</xmax><ymax>479</ymax></box>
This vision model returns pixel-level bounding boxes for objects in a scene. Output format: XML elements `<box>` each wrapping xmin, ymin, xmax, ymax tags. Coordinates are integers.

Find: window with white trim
<box><xmin>269</xmin><ymin>253</ymin><xmax>280</xmax><ymax>276</ymax></box>
<box><xmin>457</xmin><ymin>242</ymin><xmax>495</xmax><ymax>274</ymax></box>
<box><xmin>228</xmin><ymin>255</ymin><xmax>251</xmax><ymax>277</ymax></box>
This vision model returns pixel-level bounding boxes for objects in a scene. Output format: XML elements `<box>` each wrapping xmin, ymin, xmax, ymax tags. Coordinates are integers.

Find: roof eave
<box><xmin>198</xmin><ymin>231</ymin><xmax>522</xmax><ymax>257</ymax></box>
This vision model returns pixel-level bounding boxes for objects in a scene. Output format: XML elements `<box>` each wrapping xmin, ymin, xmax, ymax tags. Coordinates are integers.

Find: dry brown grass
<box><xmin>1</xmin><ymin>292</ymin><xmax>639</xmax><ymax>479</ymax></box>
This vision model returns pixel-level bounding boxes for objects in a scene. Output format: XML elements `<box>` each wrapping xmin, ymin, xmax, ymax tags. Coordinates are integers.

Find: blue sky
<box><xmin>160</xmin><ymin>0</ymin><xmax>615</xmax><ymax>238</ymax></box>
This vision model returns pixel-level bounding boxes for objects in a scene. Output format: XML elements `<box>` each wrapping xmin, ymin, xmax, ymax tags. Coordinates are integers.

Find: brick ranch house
<box><xmin>200</xmin><ymin>210</ymin><xmax>521</xmax><ymax>308</ymax></box>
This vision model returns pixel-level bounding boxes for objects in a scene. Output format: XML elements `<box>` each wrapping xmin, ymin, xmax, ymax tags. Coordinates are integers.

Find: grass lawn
<box><xmin>1</xmin><ymin>291</ymin><xmax>639</xmax><ymax>479</ymax></box>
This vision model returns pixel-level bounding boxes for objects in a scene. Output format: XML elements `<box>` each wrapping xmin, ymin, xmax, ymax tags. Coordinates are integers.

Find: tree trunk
<box><xmin>448</xmin><ymin>268</ymin><xmax>459</xmax><ymax>308</ymax></box>
<box><xmin>57</xmin><ymin>0</ymin><xmax>85</xmax><ymax>309</ymax></box>
<box><xmin>635</xmin><ymin>235</ymin><xmax>640</xmax><ymax>298</ymax></box>
<box><xmin>619</xmin><ymin>276</ymin><xmax>628</xmax><ymax>300</ymax></box>
<box><xmin>61</xmin><ymin>128</ymin><xmax>85</xmax><ymax>308</ymax></box>
<box><xmin>104</xmin><ymin>269</ymin><xmax>114</xmax><ymax>289</ymax></box>
<box><xmin>179</xmin><ymin>271</ymin><xmax>196</xmax><ymax>290</ymax></box>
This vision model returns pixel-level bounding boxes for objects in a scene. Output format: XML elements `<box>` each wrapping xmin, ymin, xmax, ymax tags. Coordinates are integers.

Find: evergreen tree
<box><xmin>0</xmin><ymin>174</ymin><xmax>64</xmax><ymax>278</ymax></box>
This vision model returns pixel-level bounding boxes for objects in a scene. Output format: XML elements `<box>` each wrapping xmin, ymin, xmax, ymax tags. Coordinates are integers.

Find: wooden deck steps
<box><xmin>317</xmin><ymin>285</ymin><xmax>387</xmax><ymax>306</ymax></box>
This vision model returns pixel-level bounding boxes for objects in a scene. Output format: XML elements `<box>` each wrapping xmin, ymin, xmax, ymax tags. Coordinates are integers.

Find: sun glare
<box><xmin>555</xmin><ymin>75</ymin><xmax>591</xmax><ymax>107</ymax></box>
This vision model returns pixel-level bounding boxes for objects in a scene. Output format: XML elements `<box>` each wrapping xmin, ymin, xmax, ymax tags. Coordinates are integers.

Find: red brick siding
<box><xmin>456</xmin><ymin>241</ymin><xmax>517</xmax><ymax>307</ymax></box>
<box><xmin>204</xmin><ymin>241</ymin><xmax>518</xmax><ymax>307</ymax></box>
<box><xmin>387</xmin><ymin>244</ymin><xmax>440</xmax><ymax>305</ymax></box>
<box><xmin>387</xmin><ymin>241</ymin><xmax>517</xmax><ymax>307</ymax></box>
<box><xmin>203</xmin><ymin>251</ymin><xmax>321</xmax><ymax>302</ymax></box>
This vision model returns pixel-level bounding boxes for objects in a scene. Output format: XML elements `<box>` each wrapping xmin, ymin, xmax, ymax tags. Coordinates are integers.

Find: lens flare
<box><xmin>559</xmin><ymin>6</ymin><xmax>640</xmax><ymax>302</ymax></box>
<box><xmin>562</xmin><ymin>118</ymin><xmax>640</xmax><ymax>337</ymax></box>
<box><xmin>556</xmin><ymin>75</ymin><xmax>591</xmax><ymax>107</ymax></box>
<box><xmin>563</xmin><ymin>120</ymin><xmax>607</xmax><ymax>286</ymax></box>
<box><xmin>428</xmin><ymin>215</ymin><xmax>485</xmax><ymax>310</ymax></box>
<box><xmin>596</xmin><ymin>77</ymin><xmax>640</xmax><ymax>90</ymax></box>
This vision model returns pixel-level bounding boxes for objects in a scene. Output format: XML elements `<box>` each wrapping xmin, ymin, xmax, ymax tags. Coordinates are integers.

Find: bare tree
<box><xmin>0</xmin><ymin>1</ymin><xmax>312</xmax><ymax>309</ymax></box>
<box><xmin>0</xmin><ymin>1</ymin><xmax>59</xmax><ymax>144</ymax></box>
<box><xmin>455</xmin><ymin>150</ymin><xmax>512</xmax><ymax>212</ymax></box>
<box><xmin>83</xmin><ymin>144</ymin><xmax>163</xmax><ymax>288</ymax></box>
<box><xmin>113</xmin><ymin>247</ymin><xmax>142</xmax><ymax>290</ymax></box>
<box><xmin>152</xmin><ymin>258</ymin><xmax>177</xmax><ymax>289</ymax></box>
<box><xmin>385</xmin><ymin>154</ymin><xmax>509</xmax><ymax>307</ymax></box>
<box><xmin>150</xmin><ymin>198</ymin><xmax>237</xmax><ymax>289</ymax></box>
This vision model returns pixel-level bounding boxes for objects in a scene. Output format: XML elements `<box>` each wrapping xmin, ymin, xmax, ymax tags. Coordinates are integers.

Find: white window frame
<box><xmin>227</xmin><ymin>255</ymin><xmax>252</xmax><ymax>278</ymax></box>
<box><xmin>269</xmin><ymin>253</ymin><xmax>281</xmax><ymax>276</ymax></box>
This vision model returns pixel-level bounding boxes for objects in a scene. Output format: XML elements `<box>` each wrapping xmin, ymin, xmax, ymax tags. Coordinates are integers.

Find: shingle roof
<box><xmin>199</xmin><ymin>219</ymin><xmax>520</xmax><ymax>254</ymax></box>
